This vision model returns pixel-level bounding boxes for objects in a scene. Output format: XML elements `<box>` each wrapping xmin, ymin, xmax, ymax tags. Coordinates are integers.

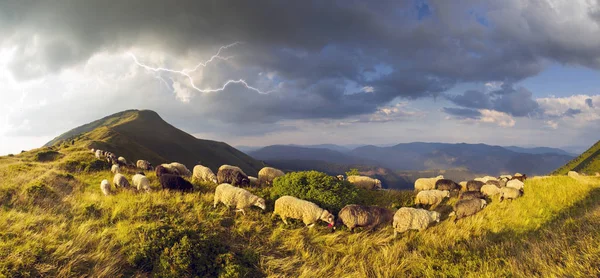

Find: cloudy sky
<box><xmin>1</xmin><ymin>0</ymin><xmax>600</xmax><ymax>155</ymax></box>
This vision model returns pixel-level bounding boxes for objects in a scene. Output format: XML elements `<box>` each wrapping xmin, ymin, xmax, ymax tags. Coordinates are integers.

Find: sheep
<box><xmin>435</xmin><ymin>179</ymin><xmax>460</xmax><ymax>191</ymax></box>
<box><xmin>459</xmin><ymin>181</ymin><xmax>468</xmax><ymax>191</ymax></box>
<box><xmin>485</xmin><ymin>180</ymin><xmax>502</xmax><ymax>188</ymax></box>
<box><xmin>459</xmin><ymin>191</ymin><xmax>485</xmax><ymax>201</ymax></box>
<box><xmin>336</xmin><ymin>175</ymin><xmax>345</xmax><ymax>181</ymax></box>
<box><xmin>466</xmin><ymin>180</ymin><xmax>484</xmax><ymax>192</ymax></box>
<box><xmin>499</xmin><ymin>187</ymin><xmax>523</xmax><ymax>202</ymax></box>
<box><xmin>414</xmin><ymin>190</ymin><xmax>450</xmax><ymax>209</ymax></box>
<box><xmin>159</xmin><ymin>174</ymin><xmax>194</xmax><ymax>192</ymax></box>
<box><xmin>217</xmin><ymin>165</ymin><xmax>250</xmax><ymax>187</ymax></box>
<box><xmin>248</xmin><ymin>176</ymin><xmax>260</xmax><ymax>187</ymax></box>
<box><xmin>272</xmin><ymin>195</ymin><xmax>335</xmax><ymax>228</ymax></box>
<box><xmin>111</xmin><ymin>164</ymin><xmax>120</xmax><ymax>174</ymax></box>
<box><xmin>499</xmin><ymin>174</ymin><xmax>512</xmax><ymax>180</ymax></box>
<box><xmin>258</xmin><ymin>167</ymin><xmax>285</xmax><ymax>185</ymax></box>
<box><xmin>213</xmin><ymin>183</ymin><xmax>266</xmax><ymax>215</ymax></box>
<box><xmin>451</xmin><ymin>198</ymin><xmax>487</xmax><ymax>222</ymax></box>
<box><xmin>568</xmin><ymin>171</ymin><xmax>579</xmax><ymax>178</ymax></box>
<box><xmin>168</xmin><ymin>162</ymin><xmax>192</xmax><ymax>177</ymax></box>
<box><xmin>480</xmin><ymin>184</ymin><xmax>501</xmax><ymax>196</ymax></box>
<box><xmin>511</xmin><ymin>173</ymin><xmax>527</xmax><ymax>182</ymax></box>
<box><xmin>132</xmin><ymin>174</ymin><xmax>151</xmax><ymax>192</ymax></box>
<box><xmin>392</xmin><ymin>207</ymin><xmax>440</xmax><ymax>236</ymax></box>
<box><xmin>506</xmin><ymin>179</ymin><xmax>524</xmax><ymax>191</ymax></box>
<box><xmin>414</xmin><ymin>175</ymin><xmax>444</xmax><ymax>191</ymax></box>
<box><xmin>596</xmin><ymin>172</ymin><xmax>600</xmax><ymax>177</ymax></box>
<box><xmin>90</xmin><ymin>148</ymin><xmax>95</xmax><ymax>153</ymax></box>
<box><xmin>100</xmin><ymin>179</ymin><xmax>111</xmax><ymax>196</ymax></box>
<box><xmin>117</xmin><ymin>156</ymin><xmax>127</xmax><ymax>166</ymax></box>
<box><xmin>136</xmin><ymin>160</ymin><xmax>153</xmax><ymax>171</ymax></box>
<box><xmin>155</xmin><ymin>165</ymin><xmax>176</xmax><ymax>177</ymax></box>
<box><xmin>192</xmin><ymin>165</ymin><xmax>218</xmax><ymax>184</ymax></box>
<box><xmin>336</xmin><ymin>205</ymin><xmax>394</xmax><ymax>232</ymax></box>
<box><xmin>113</xmin><ymin>173</ymin><xmax>130</xmax><ymax>188</ymax></box>
<box><xmin>95</xmin><ymin>149</ymin><xmax>103</xmax><ymax>159</ymax></box>
<box><xmin>347</xmin><ymin>175</ymin><xmax>383</xmax><ymax>190</ymax></box>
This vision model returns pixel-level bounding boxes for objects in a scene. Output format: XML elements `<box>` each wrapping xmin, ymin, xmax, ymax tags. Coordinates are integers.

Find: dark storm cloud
<box><xmin>444</xmin><ymin>84</ymin><xmax>541</xmax><ymax>118</ymax></box>
<box><xmin>442</xmin><ymin>107</ymin><xmax>482</xmax><ymax>119</ymax></box>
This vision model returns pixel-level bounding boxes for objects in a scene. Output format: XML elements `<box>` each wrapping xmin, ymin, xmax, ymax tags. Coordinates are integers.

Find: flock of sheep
<box><xmin>90</xmin><ymin>148</ymin><xmax>527</xmax><ymax>236</ymax></box>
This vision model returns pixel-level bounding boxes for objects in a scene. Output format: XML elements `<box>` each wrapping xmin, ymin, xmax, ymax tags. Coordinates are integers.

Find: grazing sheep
<box><xmin>414</xmin><ymin>175</ymin><xmax>444</xmax><ymax>191</ymax></box>
<box><xmin>155</xmin><ymin>165</ymin><xmax>176</xmax><ymax>177</ymax></box>
<box><xmin>136</xmin><ymin>160</ymin><xmax>153</xmax><ymax>171</ymax></box>
<box><xmin>499</xmin><ymin>175</ymin><xmax>512</xmax><ymax>180</ymax></box>
<box><xmin>459</xmin><ymin>191</ymin><xmax>485</xmax><ymax>201</ymax></box>
<box><xmin>511</xmin><ymin>173</ymin><xmax>527</xmax><ymax>182</ymax></box>
<box><xmin>248</xmin><ymin>176</ymin><xmax>260</xmax><ymax>187</ymax></box>
<box><xmin>414</xmin><ymin>190</ymin><xmax>450</xmax><ymax>209</ymax></box>
<box><xmin>258</xmin><ymin>167</ymin><xmax>285</xmax><ymax>185</ymax></box>
<box><xmin>568</xmin><ymin>171</ymin><xmax>579</xmax><ymax>178</ymax></box>
<box><xmin>336</xmin><ymin>205</ymin><xmax>394</xmax><ymax>232</ymax></box>
<box><xmin>272</xmin><ymin>196</ymin><xmax>335</xmax><ymax>228</ymax></box>
<box><xmin>95</xmin><ymin>150</ymin><xmax>103</xmax><ymax>159</ymax></box>
<box><xmin>100</xmin><ymin>179</ymin><xmax>111</xmax><ymax>196</ymax></box>
<box><xmin>459</xmin><ymin>181</ymin><xmax>468</xmax><ymax>191</ymax></box>
<box><xmin>159</xmin><ymin>174</ymin><xmax>194</xmax><ymax>192</ymax></box>
<box><xmin>347</xmin><ymin>175</ymin><xmax>383</xmax><ymax>190</ymax></box>
<box><xmin>392</xmin><ymin>207</ymin><xmax>440</xmax><ymax>236</ymax></box>
<box><xmin>451</xmin><ymin>198</ymin><xmax>487</xmax><ymax>222</ymax></box>
<box><xmin>168</xmin><ymin>162</ymin><xmax>192</xmax><ymax>177</ymax></box>
<box><xmin>111</xmin><ymin>164</ymin><xmax>120</xmax><ymax>174</ymax></box>
<box><xmin>506</xmin><ymin>179</ymin><xmax>524</xmax><ymax>191</ymax></box>
<box><xmin>466</xmin><ymin>180</ymin><xmax>485</xmax><ymax>192</ymax></box>
<box><xmin>480</xmin><ymin>184</ymin><xmax>501</xmax><ymax>196</ymax></box>
<box><xmin>117</xmin><ymin>156</ymin><xmax>127</xmax><ymax>166</ymax></box>
<box><xmin>192</xmin><ymin>165</ymin><xmax>218</xmax><ymax>184</ymax></box>
<box><xmin>336</xmin><ymin>175</ymin><xmax>345</xmax><ymax>181</ymax></box>
<box><xmin>499</xmin><ymin>187</ymin><xmax>523</xmax><ymax>202</ymax></box>
<box><xmin>217</xmin><ymin>165</ymin><xmax>250</xmax><ymax>187</ymax></box>
<box><xmin>485</xmin><ymin>180</ymin><xmax>502</xmax><ymax>188</ymax></box>
<box><xmin>213</xmin><ymin>183</ymin><xmax>266</xmax><ymax>215</ymax></box>
<box><xmin>435</xmin><ymin>179</ymin><xmax>460</xmax><ymax>191</ymax></box>
<box><xmin>113</xmin><ymin>173</ymin><xmax>130</xmax><ymax>188</ymax></box>
<box><xmin>132</xmin><ymin>174</ymin><xmax>151</xmax><ymax>192</ymax></box>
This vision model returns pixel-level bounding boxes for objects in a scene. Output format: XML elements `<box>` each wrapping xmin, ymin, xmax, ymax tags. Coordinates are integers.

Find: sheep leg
<box><xmin>235</xmin><ymin>209</ymin><xmax>246</xmax><ymax>215</ymax></box>
<box><xmin>281</xmin><ymin>217</ymin><xmax>288</xmax><ymax>225</ymax></box>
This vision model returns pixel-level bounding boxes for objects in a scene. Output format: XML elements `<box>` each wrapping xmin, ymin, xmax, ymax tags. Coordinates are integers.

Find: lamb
<box><xmin>258</xmin><ymin>167</ymin><xmax>285</xmax><ymax>185</ymax></box>
<box><xmin>414</xmin><ymin>190</ymin><xmax>450</xmax><ymax>209</ymax></box>
<box><xmin>132</xmin><ymin>174</ymin><xmax>151</xmax><ymax>192</ymax></box>
<box><xmin>499</xmin><ymin>187</ymin><xmax>523</xmax><ymax>202</ymax></box>
<box><xmin>336</xmin><ymin>175</ymin><xmax>345</xmax><ymax>181</ymax></box>
<box><xmin>506</xmin><ymin>179</ymin><xmax>524</xmax><ymax>191</ymax></box>
<box><xmin>336</xmin><ymin>205</ymin><xmax>394</xmax><ymax>232</ymax></box>
<box><xmin>217</xmin><ymin>165</ymin><xmax>250</xmax><ymax>187</ymax></box>
<box><xmin>159</xmin><ymin>174</ymin><xmax>194</xmax><ymax>192</ymax></box>
<box><xmin>435</xmin><ymin>179</ymin><xmax>460</xmax><ymax>191</ymax></box>
<box><xmin>347</xmin><ymin>175</ymin><xmax>383</xmax><ymax>190</ymax></box>
<box><xmin>392</xmin><ymin>207</ymin><xmax>440</xmax><ymax>236</ymax></box>
<box><xmin>248</xmin><ymin>176</ymin><xmax>260</xmax><ymax>187</ymax></box>
<box><xmin>100</xmin><ymin>179</ymin><xmax>111</xmax><ymax>196</ymax></box>
<box><xmin>459</xmin><ymin>191</ymin><xmax>485</xmax><ymax>200</ymax></box>
<box><xmin>272</xmin><ymin>196</ymin><xmax>335</xmax><ymax>228</ymax></box>
<box><xmin>213</xmin><ymin>183</ymin><xmax>266</xmax><ymax>215</ymax></box>
<box><xmin>111</xmin><ymin>164</ymin><xmax>120</xmax><ymax>174</ymax></box>
<box><xmin>192</xmin><ymin>165</ymin><xmax>218</xmax><ymax>184</ymax></box>
<box><xmin>451</xmin><ymin>198</ymin><xmax>487</xmax><ymax>222</ymax></box>
<box><xmin>480</xmin><ymin>184</ymin><xmax>501</xmax><ymax>196</ymax></box>
<box><xmin>113</xmin><ymin>173</ymin><xmax>130</xmax><ymax>188</ymax></box>
<box><xmin>117</xmin><ymin>156</ymin><xmax>127</xmax><ymax>166</ymax></box>
<box><xmin>414</xmin><ymin>175</ymin><xmax>444</xmax><ymax>191</ymax></box>
<box><xmin>466</xmin><ymin>180</ymin><xmax>485</xmax><ymax>191</ymax></box>
<box><xmin>136</xmin><ymin>160</ymin><xmax>153</xmax><ymax>171</ymax></box>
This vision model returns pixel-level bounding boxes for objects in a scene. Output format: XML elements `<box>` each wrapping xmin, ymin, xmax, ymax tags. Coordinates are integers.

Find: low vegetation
<box><xmin>1</xmin><ymin>146</ymin><xmax>600</xmax><ymax>277</ymax></box>
<box><xmin>553</xmin><ymin>139</ymin><xmax>600</xmax><ymax>175</ymax></box>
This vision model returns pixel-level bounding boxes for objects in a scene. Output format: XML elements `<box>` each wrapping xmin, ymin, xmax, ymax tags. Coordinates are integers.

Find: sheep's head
<box><xmin>374</xmin><ymin>179</ymin><xmax>382</xmax><ymax>189</ymax></box>
<box><xmin>430</xmin><ymin>211</ymin><xmax>441</xmax><ymax>223</ymax></box>
<box><xmin>254</xmin><ymin>198</ymin><xmax>266</xmax><ymax>210</ymax></box>
<box><xmin>480</xmin><ymin>199</ymin><xmax>488</xmax><ymax>209</ymax></box>
<box><xmin>436</xmin><ymin>175</ymin><xmax>444</xmax><ymax>179</ymax></box>
<box><xmin>212</xmin><ymin>178</ymin><xmax>218</xmax><ymax>184</ymax></box>
<box><xmin>320</xmin><ymin>210</ymin><xmax>335</xmax><ymax>225</ymax></box>
<box><xmin>442</xmin><ymin>190</ymin><xmax>450</xmax><ymax>198</ymax></box>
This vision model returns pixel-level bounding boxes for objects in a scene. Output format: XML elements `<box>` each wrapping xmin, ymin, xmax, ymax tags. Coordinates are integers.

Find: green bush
<box><xmin>34</xmin><ymin>150</ymin><xmax>61</xmax><ymax>162</ymax></box>
<box><xmin>345</xmin><ymin>168</ymin><xmax>360</xmax><ymax>177</ymax></box>
<box><xmin>271</xmin><ymin>171</ymin><xmax>359</xmax><ymax>213</ymax></box>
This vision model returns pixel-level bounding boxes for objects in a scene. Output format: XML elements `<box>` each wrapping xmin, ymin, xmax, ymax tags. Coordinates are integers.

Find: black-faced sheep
<box><xmin>347</xmin><ymin>175</ymin><xmax>383</xmax><ymax>190</ymax></box>
<box><xmin>217</xmin><ymin>165</ymin><xmax>250</xmax><ymax>187</ymax></box>
<box><xmin>258</xmin><ymin>167</ymin><xmax>285</xmax><ymax>185</ymax></box>
<box><xmin>435</xmin><ymin>179</ymin><xmax>460</xmax><ymax>191</ymax></box>
<box><xmin>466</xmin><ymin>180</ymin><xmax>485</xmax><ymax>191</ymax></box>
<box><xmin>159</xmin><ymin>174</ymin><xmax>194</xmax><ymax>192</ymax></box>
<box><xmin>213</xmin><ymin>183</ymin><xmax>266</xmax><ymax>215</ymax></box>
<box><xmin>392</xmin><ymin>207</ymin><xmax>440</xmax><ymax>236</ymax></box>
<box><xmin>272</xmin><ymin>196</ymin><xmax>335</xmax><ymax>228</ymax></box>
<box><xmin>336</xmin><ymin>205</ymin><xmax>394</xmax><ymax>232</ymax></box>
<box><xmin>451</xmin><ymin>198</ymin><xmax>487</xmax><ymax>222</ymax></box>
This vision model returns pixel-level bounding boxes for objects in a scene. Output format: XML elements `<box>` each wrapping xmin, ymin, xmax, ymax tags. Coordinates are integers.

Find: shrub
<box><xmin>345</xmin><ymin>168</ymin><xmax>360</xmax><ymax>177</ymax></box>
<box><xmin>271</xmin><ymin>171</ymin><xmax>359</xmax><ymax>213</ymax></box>
<box><xmin>34</xmin><ymin>150</ymin><xmax>61</xmax><ymax>162</ymax></box>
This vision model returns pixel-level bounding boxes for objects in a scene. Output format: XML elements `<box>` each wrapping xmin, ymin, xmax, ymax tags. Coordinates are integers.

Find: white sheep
<box><xmin>113</xmin><ymin>173</ymin><xmax>130</xmax><ymax>188</ymax></box>
<box><xmin>414</xmin><ymin>175</ymin><xmax>444</xmax><ymax>191</ymax></box>
<box><xmin>117</xmin><ymin>156</ymin><xmax>127</xmax><ymax>165</ymax></box>
<box><xmin>192</xmin><ymin>165</ymin><xmax>217</xmax><ymax>183</ymax></box>
<box><xmin>347</xmin><ymin>175</ymin><xmax>382</xmax><ymax>190</ymax></box>
<box><xmin>248</xmin><ymin>176</ymin><xmax>260</xmax><ymax>187</ymax></box>
<box><xmin>95</xmin><ymin>149</ymin><xmax>103</xmax><ymax>159</ymax></box>
<box><xmin>393</xmin><ymin>207</ymin><xmax>440</xmax><ymax>236</ymax></box>
<box><xmin>111</xmin><ymin>164</ymin><xmax>120</xmax><ymax>174</ymax></box>
<box><xmin>514</xmin><ymin>173</ymin><xmax>523</xmax><ymax>177</ymax></box>
<box><xmin>162</xmin><ymin>162</ymin><xmax>192</xmax><ymax>177</ymax></box>
<box><xmin>258</xmin><ymin>167</ymin><xmax>285</xmax><ymax>185</ymax></box>
<box><xmin>272</xmin><ymin>196</ymin><xmax>335</xmax><ymax>228</ymax></box>
<box><xmin>499</xmin><ymin>187</ymin><xmax>523</xmax><ymax>202</ymax></box>
<box><xmin>414</xmin><ymin>190</ymin><xmax>450</xmax><ymax>209</ymax></box>
<box><xmin>213</xmin><ymin>183</ymin><xmax>266</xmax><ymax>215</ymax></box>
<box><xmin>132</xmin><ymin>174</ymin><xmax>151</xmax><ymax>192</ymax></box>
<box><xmin>506</xmin><ymin>179</ymin><xmax>524</xmax><ymax>191</ymax></box>
<box><xmin>100</xmin><ymin>179</ymin><xmax>111</xmax><ymax>196</ymax></box>
<box><xmin>568</xmin><ymin>171</ymin><xmax>579</xmax><ymax>178</ymax></box>
<box><xmin>480</xmin><ymin>184</ymin><xmax>501</xmax><ymax>196</ymax></box>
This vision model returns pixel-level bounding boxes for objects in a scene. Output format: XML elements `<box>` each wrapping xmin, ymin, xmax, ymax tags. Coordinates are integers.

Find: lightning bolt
<box><xmin>128</xmin><ymin>42</ymin><xmax>273</xmax><ymax>95</ymax></box>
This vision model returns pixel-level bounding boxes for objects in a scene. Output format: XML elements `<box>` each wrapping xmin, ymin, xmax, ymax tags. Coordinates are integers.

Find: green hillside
<box><xmin>553</xmin><ymin>140</ymin><xmax>600</xmax><ymax>175</ymax></box>
<box><xmin>44</xmin><ymin>109</ymin><xmax>264</xmax><ymax>176</ymax></box>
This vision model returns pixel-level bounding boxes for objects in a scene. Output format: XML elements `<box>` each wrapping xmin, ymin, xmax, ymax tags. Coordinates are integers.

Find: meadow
<box><xmin>1</xmin><ymin>145</ymin><xmax>599</xmax><ymax>277</ymax></box>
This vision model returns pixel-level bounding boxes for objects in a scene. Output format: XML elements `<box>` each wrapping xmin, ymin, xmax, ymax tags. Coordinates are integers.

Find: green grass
<box><xmin>1</xmin><ymin>147</ymin><xmax>600</xmax><ymax>277</ymax></box>
<box><xmin>553</xmin><ymin>140</ymin><xmax>600</xmax><ymax>175</ymax></box>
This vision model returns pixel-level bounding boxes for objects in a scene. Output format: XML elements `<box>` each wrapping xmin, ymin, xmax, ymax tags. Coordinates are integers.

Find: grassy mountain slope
<box><xmin>553</xmin><ymin>140</ymin><xmax>600</xmax><ymax>175</ymax></box>
<box><xmin>1</xmin><ymin>146</ymin><xmax>600</xmax><ymax>277</ymax></box>
<box><xmin>44</xmin><ymin>109</ymin><xmax>264</xmax><ymax>176</ymax></box>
